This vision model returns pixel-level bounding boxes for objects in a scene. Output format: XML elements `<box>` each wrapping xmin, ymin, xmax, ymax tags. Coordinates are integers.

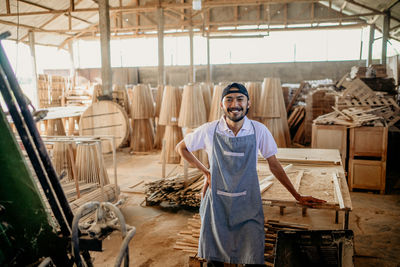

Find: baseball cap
<box><xmin>221</xmin><ymin>83</ymin><xmax>249</xmax><ymax>101</ymax></box>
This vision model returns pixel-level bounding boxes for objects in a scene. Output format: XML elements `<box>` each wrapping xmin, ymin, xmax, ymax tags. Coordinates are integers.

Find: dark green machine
<box><xmin>0</xmin><ymin>99</ymin><xmax>68</xmax><ymax>266</ymax></box>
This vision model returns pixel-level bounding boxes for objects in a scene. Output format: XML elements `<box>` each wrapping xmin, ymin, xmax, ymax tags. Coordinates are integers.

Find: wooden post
<box><xmin>28</xmin><ymin>31</ymin><xmax>38</xmax><ymax>107</ymax></box>
<box><xmin>189</xmin><ymin>10</ymin><xmax>194</xmax><ymax>83</ymax></box>
<box><xmin>367</xmin><ymin>24</ymin><xmax>375</xmax><ymax>66</ymax></box>
<box><xmin>111</xmin><ymin>136</ymin><xmax>118</xmax><ymax>195</ymax></box>
<box><xmin>162</xmin><ymin>139</ymin><xmax>166</xmax><ymax>178</ymax></box>
<box><xmin>98</xmin><ymin>0</ymin><xmax>112</xmax><ymax>97</ymax></box>
<box><xmin>68</xmin><ymin>41</ymin><xmax>76</xmax><ymax>89</ymax></box>
<box><xmin>206</xmin><ymin>31</ymin><xmax>211</xmax><ymax>83</ymax></box>
<box><xmin>157</xmin><ymin>8</ymin><xmax>165</xmax><ymax>86</ymax></box>
<box><xmin>381</xmin><ymin>11</ymin><xmax>390</xmax><ymax>65</ymax></box>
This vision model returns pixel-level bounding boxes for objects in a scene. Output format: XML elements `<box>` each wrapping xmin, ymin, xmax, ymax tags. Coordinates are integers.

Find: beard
<box><xmin>224</xmin><ymin>106</ymin><xmax>249</xmax><ymax>122</ymax></box>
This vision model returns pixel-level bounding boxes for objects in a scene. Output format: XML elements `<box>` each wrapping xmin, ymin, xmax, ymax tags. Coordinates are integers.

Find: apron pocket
<box><xmin>216</xmin><ymin>190</ymin><xmax>247</xmax><ymax>197</ymax></box>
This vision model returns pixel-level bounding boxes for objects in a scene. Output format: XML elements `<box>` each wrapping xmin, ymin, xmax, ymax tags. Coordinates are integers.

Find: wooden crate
<box><xmin>348</xmin><ymin>159</ymin><xmax>386</xmax><ymax>194</ymax></box>
<box><xmin>311</xmin><ymin>124</ymin><xmax>347</xmax><ymax>166</ymax></box>
<box><xmin>349</xmin><ymin>126</ymin><xmax>388</xmax><ymax>160</ymax></box>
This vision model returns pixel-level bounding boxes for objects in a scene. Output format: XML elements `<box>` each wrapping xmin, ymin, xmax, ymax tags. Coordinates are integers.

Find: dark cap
<box><xmin>221</xmin><ymin>83</ymin><xmax>249</xmax><ymax>101</ymax></box>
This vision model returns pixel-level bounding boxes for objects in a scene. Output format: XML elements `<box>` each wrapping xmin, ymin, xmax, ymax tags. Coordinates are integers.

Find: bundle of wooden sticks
<box><xmin>145</xmin><ymin>170</ymin><xmax>204</xmax><ymax>208</ymax></box>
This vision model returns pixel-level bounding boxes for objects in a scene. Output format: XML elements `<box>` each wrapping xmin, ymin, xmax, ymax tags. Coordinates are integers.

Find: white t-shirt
<box><xmin>184</xmin><ymin>116</ymin><xmax>278</xmax><ymax>161</ymax></box>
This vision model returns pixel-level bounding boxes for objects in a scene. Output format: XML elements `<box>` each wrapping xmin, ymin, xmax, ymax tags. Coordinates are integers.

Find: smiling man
<box><xmin>176</xmin><ymin>82</ymin><xmax>325</xmax><ymax>266</ymax></box>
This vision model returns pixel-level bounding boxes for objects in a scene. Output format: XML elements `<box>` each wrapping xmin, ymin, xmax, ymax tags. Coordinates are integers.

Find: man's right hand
<box><xmin>201</xmin><ymin>170</ymin><xmax>211</xmax><ymax>198</ymax></box>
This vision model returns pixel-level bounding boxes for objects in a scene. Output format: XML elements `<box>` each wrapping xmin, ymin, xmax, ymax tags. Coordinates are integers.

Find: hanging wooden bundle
<box><xmin>200</xmin><ymin>83</ymin><xmax>212</xmax><ymax>119</ymax></box>
<box><xmin>208</xmin><ymin>84</ymin><xmax>225</xmax><ymax>122</ymax></box>
<box><xmin>91</xmin><ymin>84</ymin><xmax>102</xmax><ymax>103</ymax></box>
<box><xmin>52</xmin><ymin>142</ymin><xmax>76</xmax><ymax>181</ymax></box>
<box><xmin>153</xmin><ymin>124</ymin><xmax>165</xmax><ymax>150</ymax></box>
<box><xmin>258</xmin><ymin>78</ymin><xmax>281</xmax><ymax>118</ymax></box>
<box><xmin>130</xmin><ymin>119</ymin><xmax>154</xmax><ymax>152</ymax></box>
<box><xmin>274</xmin><ymin>78</ymin><xmax>291</xmax><ymax>146</ymax></box>
<box><xmin>261</xmin><ymin>117</ymin><xmax>287</xmax><ymax>148</ymax></box>
<box><xmin>75</xmin><ymin>142</ymin><xmax>110</xmax><ymax>185</ymax></box>
<box><xmin>130</xmin><ymin>84</ymin><xmax>155</xmax><ymax>119</ymax></box>
<box><xmin>158</xmin><ymin>85</ymin><xmax>182</xmax><ymax>126</ymax></box>
<box><xmin>163</xmin><ymin>125</ymin><xmax>183</xmax><ymax>164</ymax></box>
<box><xmin>178</xmin><ymin>83</ymin><xmax>207</xmax><ymax>128</ymax></box>
<box><xmin>154</xmin><ymin>84</ymin><xmax>164</xmax><ymax>118</ymax></box>
<box><xmin>112</xmin><ymin>85</ymin><xmax>130</xmax><ymax>116</ymax></box>
<box><xmin>245</xmin><ymin>82</ymin><xmax>262</xmax><ymax>120</ymax></box>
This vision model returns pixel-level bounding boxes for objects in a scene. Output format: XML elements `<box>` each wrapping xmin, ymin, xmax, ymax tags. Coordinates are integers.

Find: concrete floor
<box><xmin>91</xmin><ymin>150</ymin><xmax>400</xmax><ymax>267</ymax></box>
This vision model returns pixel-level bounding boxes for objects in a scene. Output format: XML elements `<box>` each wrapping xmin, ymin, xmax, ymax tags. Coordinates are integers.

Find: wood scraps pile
<box><xmin>315</xmin><ymin>78</ymin><xmax>400</xmax><ymax>127</ymax></box>
<box><xmin>145</xmin><ymin>170</ymin><xmax>204</xmax><ymax>208</ymax></box>
<box><xmin>175</xmin><ymin>213</ymin><xmax>309</xmax><ymax>267</ymax></box>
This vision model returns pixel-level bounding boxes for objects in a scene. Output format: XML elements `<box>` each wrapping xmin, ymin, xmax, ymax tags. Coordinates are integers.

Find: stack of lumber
<box><xmin>304</xmin><ymin>88</ymin><xmax>336</xmax><ymax>144</ymax></box>
<box><xmin>159</xmin><ymin>85</ymin><xmax>183</xmax><ymax>163</ymax></box>
<box><xmin>49</xmin><ymin>75</ymin><xmax>66</xmax><ymax>107</ymax></box>
<box><xmin>75</xmin><ymin>142</ymin><xmax>110</xmax><ymax>185</ymax></box>
<box><xmin>130</xmin><ymin>84</ymin><xmax>155</xmax><ymax>152</ymax></box>
<box><xmin>175</xmin><ymin>215</ymin><xmax>309</xmax><ymax>266</ymax></box>
<box><xmin>314</xmin><ymin>107</ymin><xmax>385</xmax><ymax>127</ymax></box>
<box><xmin>331</xmin><ymin>78</ymin><xmax>400</xmax><ymax>126</ymax></box>
<box><xmin>38</xmin><ymin>74</ymin><xmax>50</xmax><ymax>108</ymax></box>
<box><xmin>288</xmin><ymin>106</ymin><xmax>306</xmax><ymax>144</ymax></box>
<box><xmin>245</xmin><ymin>81</ymin><xmax>262</xmax><ymax>121</ymax></box>
<box><xmin>258</xmin><ymin>78</ymin><xmax>291</xmax><ymax>147</ymax></box>
<box><xmin>145</xmin><ymin>170</ymin><xmax>204</xmax><ymax>208</ymax></box>
<box><xmin>64</xmin><ymin>86</ymin><xmax>92</xmax><ymax>106</ymax></box>
<box><xmin>208</xmin><ymin>84</ymin><xmax>224</xmax><ymax>121</ymax></box>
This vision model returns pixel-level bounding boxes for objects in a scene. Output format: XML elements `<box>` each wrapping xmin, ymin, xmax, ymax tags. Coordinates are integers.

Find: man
<box><xmin>176</xmin><ymin>82</ymin><xmax>325</xmax><ymax>266</ymax></box>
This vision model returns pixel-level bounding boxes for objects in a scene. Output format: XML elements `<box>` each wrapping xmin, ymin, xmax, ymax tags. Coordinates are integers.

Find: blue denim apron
<box><xmin>198</xmin><ymin>121</ymin><xmax>265</xmax><ymax>264</ymax></box>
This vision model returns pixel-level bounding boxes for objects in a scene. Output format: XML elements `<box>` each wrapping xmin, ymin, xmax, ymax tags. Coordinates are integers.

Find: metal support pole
<box><xmin>381</xmin><ymin>11</ymin><xmax>390</xmax><ymax>65</ymax></box>
<box><xmin>98</xmin><ymin>0</ymin><xmax>112</xmax><ymax>97</ymax></box>
<box><xmin>367</xmin><ymin>24</ymin><xmax>375</xmax><ymax>66</ymax></box>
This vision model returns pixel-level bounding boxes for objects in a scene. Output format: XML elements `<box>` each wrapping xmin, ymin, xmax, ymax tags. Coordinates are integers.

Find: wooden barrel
<box><xmin>79</xmin><ymin>101</ymin><xmax>129</xmax><ymax>153</ymax></box>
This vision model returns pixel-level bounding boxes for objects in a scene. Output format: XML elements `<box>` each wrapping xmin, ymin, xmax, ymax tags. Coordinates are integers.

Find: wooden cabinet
<box><xmin>348</xmin><ymin>125</ymin><xmax>388</xmax><ymax>194</ymax></box>
<box><xmin>349</xmin><ymin>126</ymin><xmax>388</xmax><ymax>160</ymax></box>
<box><xmin>311</xmin><ymin>124</ymin><xmax>347</xmax><ymax>166</ymax></box>
<box><xmin>348</xmin><ymin>159</ymin><xmax>386</xmax><ymax>194</ymax></box>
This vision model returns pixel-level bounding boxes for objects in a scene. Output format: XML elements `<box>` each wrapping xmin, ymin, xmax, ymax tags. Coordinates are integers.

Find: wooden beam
<box><xmin>28</xmin><ymin>31</ymin><xmax>38</xmax><ymax>107</ymax></box>
<box><xmin>6</xmin><ymin>0</ymin><xmax>10</xmax><ymax>14</ymax></box>
<box><xmin>332</xmin><ymin>171</ymin><xmax>344</xmax><ymax>210</ymax></box>
<box><xmin>381</xmin><ymin>10</ymin><xmax>390</xmax><ymax>65</ymax></box>
<box><xmin>71</xmin><ymin>0</ymin><xmax>75</xmax><ymax>11</ymax></box>
<box><xmin>206</xmin><ymin>31</ymin><xmax>211</xmax><ymax>83</ymax></box>
<box><xmin>367</xmin><ymin>24</ymin><xmax>374</xmax><ymax>66</ymax></box>
<box><xmin>189</xmin><ymin>9</ymin><xmax>194</xmax><ymax>83</ymax></box>
<box><xmin>0</xmin><ymin>18</ymin><xmax>72</xmax><ymax>35</ymax></box>
<box><xmin>345</xmin><ymin>0</ymin><xmax>383</xmax><ymax>15</ymax></box>
<box><xmin>98</xmin><ymin>0</ymin><xmax>112</xmax><ymax>96</ymax></box>
<box><xmin>141</xmin><ymin>12</ymin><xmax>157</xmax><ymax>25</ymax></box>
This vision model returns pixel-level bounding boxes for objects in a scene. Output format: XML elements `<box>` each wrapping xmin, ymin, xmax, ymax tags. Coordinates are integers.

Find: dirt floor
<box><xmin>91</xmin><ymin>149</ymin><xmax>400</xmax><ymax>267</ymax></box>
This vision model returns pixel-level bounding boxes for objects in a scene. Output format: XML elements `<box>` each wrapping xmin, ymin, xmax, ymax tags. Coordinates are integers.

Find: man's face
<box><xmin>221</xmin><ymin>91</ymin><xmax>250</xmax><ymax>122</ymax></box>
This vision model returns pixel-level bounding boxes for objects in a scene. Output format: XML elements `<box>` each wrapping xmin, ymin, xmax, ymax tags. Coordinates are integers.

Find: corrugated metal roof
<box><xmin>0</xmin><ymin>0</ymin><xmax>398</xmax><ymax>48</ymax></box>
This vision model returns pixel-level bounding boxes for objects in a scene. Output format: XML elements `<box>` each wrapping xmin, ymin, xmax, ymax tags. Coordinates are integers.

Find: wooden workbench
<box><xmin>259</xmin><ymin>148</ymin><xmax>352</xmax><ymax>229</ymax></box>
<box><xmin>38</xmin><ymin>106</ymin><xmax>87</xmax><ymax>135</ymax></box>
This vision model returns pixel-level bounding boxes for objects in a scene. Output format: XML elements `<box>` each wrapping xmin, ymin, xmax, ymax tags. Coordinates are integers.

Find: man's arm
<box><xmin>266</xmin><ymin>155</ymin><xmax>326</xmax><ymax>207</ymax></box>
<box><xmin>176</xmin><ymin>140</ymin><xmax>211</xmax><ymax>197</ymax></box>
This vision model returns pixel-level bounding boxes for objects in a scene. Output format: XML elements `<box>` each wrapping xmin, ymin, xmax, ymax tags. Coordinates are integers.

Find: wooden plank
<box><xmin>286</xmin><ymin>82</ymin><xmax>306</xmax><ymax>113</ymax></box>
<box><xmin>332</xmin><ymin>171</ymin><xmax>344</xmax><ymax>209</ymax></box>
<box><xmin>293</xmin><ymin>170</ymin><xmax>304</xmax><ymax>192</ymax></box>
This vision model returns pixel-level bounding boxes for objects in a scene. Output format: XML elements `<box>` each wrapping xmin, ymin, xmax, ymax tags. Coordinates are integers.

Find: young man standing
<box><xmin>176</xmin><ymin>83</ymin><xmax>325</xmax><ymax>266</ymax></box>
